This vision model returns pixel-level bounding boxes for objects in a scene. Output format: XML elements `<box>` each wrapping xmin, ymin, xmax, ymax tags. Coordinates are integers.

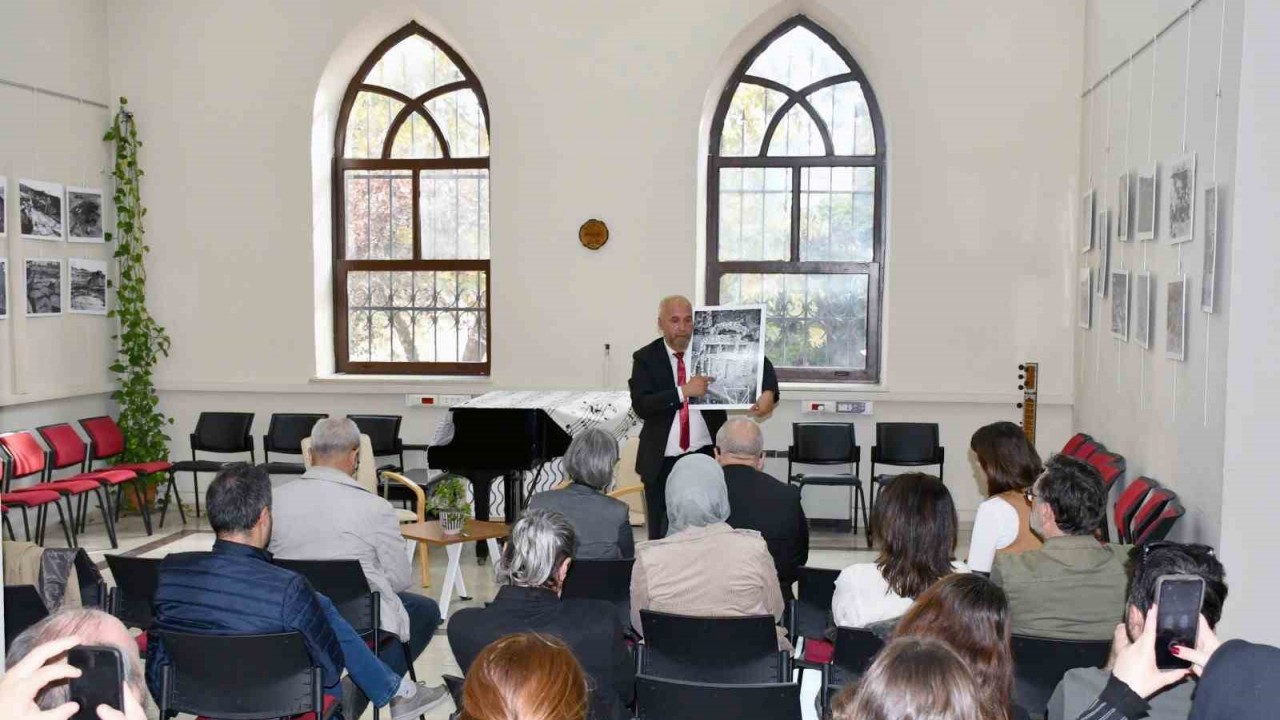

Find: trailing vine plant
<box><xmin>104</xmin><ymin>97</ymin><xmax>173</xmax><ymax>465</ymax></box>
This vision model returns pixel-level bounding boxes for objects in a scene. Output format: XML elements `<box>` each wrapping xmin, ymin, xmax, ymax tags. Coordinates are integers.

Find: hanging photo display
<box><xmin>67</xmin><ymin>187</ymin><xmax>106</xmax><ymax>243</ymax></box>
<box><xmin>25</xmin><ymin>258</ymin><xmax>64</xmax><ymax>316</ymax></box>
<box><xmin>1166</xmin><ymin>154</ymin><xmax>1196</xmax><ymax>244</ymax></box>
<box><xmin>1135</xmin><ymin>165</ymin><xmax>1157</xmax><ymax>241</ymax></box>
<box><xmin>1201</xmin><ymin>185</ymin><xmax>1220</xmax><ymax>313</ymax></box>
<box><xmin>1110</xmin><ymin>270</ymin><xmax>1130</xmax><ymax>341</ymax></box>
<box><xmin>0</xmin><ymin>176</ymin><xmax>7</xmax><ymax>238</ymax></box>
<box><xmin>1134</xmin><ymin>271</ymin><xmax>1152</xmax><ymax>349</ymax></box>
<box><xmin>1078</xmin><ymin>268</ymin><xmax>1092</xmax><ymax>329</ymax></box>
<box><xmin>1165</xmin><ymin>276</ymin><xmax>1188</xmax><ymax>361</ymax></box>
<box><xmin>0</xmin><ymin>258</ymin><xmax>8</xmax><ymax>319</ymax></box>
<box><xmin>1080</xmin><ymin>189</ymin><xmax>1095</xmax><ymax>253</ymax></box>
<box><xmin>69</xmin><ymin>258</ymin><xmax>109</xmax><ymax>315</ymax></box>
<box><xmin>1117</xmin><ymin>173</ymin><xmax>1131</xmax><ymax>242</ymax></box>
<box><xmin>1095</xmin><ymin>210</ymin><xmax>1110</xmax><ymax>298</ymax></box>
<box><xmin>19</xmin><ymin>179</ymin><xmax>65</xmax><ymax>241</ymax></box>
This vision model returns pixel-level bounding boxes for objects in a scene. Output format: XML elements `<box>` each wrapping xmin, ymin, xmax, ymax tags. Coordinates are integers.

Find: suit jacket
<box><xmin>527</xmin><ymin>482</ymin><xmax>635</xmax><ymax>560</ymax></box>
<box><xmin>991</xmin><ymin>535</ymin><xmax>1130</xmax><ymax>640</ymax></box>
<box><xmin>629</xmin><ymin>338</ymin><xmax>779</xmax><ymax>480</ymax></box>
<box><xmin>148</xmin><ymin>540</ymin><xmax>344</xmax><ymax>700</ymax></box>
<box><xmin>447</xmin><ymin>585</ymin><xmax>634</xmax><ymax>720</ymax></box>
<box><xmin>269</xmin><ymin>466</ymin><xmax>415</xmax><ymax>641</ymax></box>
<box><xmin>722</xmin><ymin>464</ymin><xmax>808</xmax><ymax>597</ymax></box>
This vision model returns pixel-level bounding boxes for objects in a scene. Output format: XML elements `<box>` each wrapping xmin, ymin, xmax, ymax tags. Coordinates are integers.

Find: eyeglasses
<box><xmin>1141</xmin><ymin>541</ymin><xmax>1216</xmax><ymax>557</ymax></box>
<box><xmin>1024</xmin><ymin>488</ymin><xmax>1039</xmax><ymax>503</ymax></box>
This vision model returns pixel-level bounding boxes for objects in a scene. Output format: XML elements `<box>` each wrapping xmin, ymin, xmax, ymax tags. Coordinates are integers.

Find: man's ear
<box><xmin>258</xmin><ymin>505</ymin><xmax>271</xmax><ymax>528</ymax></box>
<box><xmin>557</xmin><ymin>557</ymin><xmax>572</xmax><ymax>584</ymax></box>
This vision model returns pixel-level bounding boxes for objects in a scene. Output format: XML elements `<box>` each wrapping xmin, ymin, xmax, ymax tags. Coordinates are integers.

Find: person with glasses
<box><xmin>991</xmin><ymin>454</ymin><xmax>1129</xmax><ymax>640</ymax></box>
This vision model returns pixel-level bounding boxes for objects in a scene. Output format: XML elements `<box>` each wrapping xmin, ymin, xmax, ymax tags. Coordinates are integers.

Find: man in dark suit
<box><xmin>629</xmin><ymin>295</ymin><xmax>779</xmax><ymax>540</ymax></box>
<box><xmin>716</xmin><ymin>417</ymin><xmax>808</xmax><ymax>600</ymax></box>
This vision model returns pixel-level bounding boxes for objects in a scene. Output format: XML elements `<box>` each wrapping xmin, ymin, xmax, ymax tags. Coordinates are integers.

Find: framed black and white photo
<box><xmin>1078</xmin><ymin>268</ymin><xmax>1092</xmax><ymax>329</ymax></box>
<box><xmin>69</xmin><ymin>258</ymin><xmax>109</xmax><ymax>315</ymax></box>
<box><xmin>1167</xmin><ymin>154</ymin><xmax>1196</xmax><ymax>244</ymax></box>
<box><xmin>19</xmin><ymin>179</ymin><xmax>65</xmax><ymax>241</ymax></box>
<box><xmin>0</xmin><ymin>259</ymin><xmax>8</xmax><ymax>319</ymax></box>
<box><xmin>689</xmin><ymin>304</ymin><xmax>766</xmax><ymax>409</ymax></box>
<box><xmin>1080</xmin><ymin>189</ymin><xmax>1095</xmax><ymax>253</ymax></box>
<box><xmin>1201</xmin><ymin>185</ymin><xmax>1220</xmax><ymax>313</ymax></box>
<box><xmin>25</xmin><ymin>258</ymin><xmax>63</xmax><ymax>316</ymax></box>
<box><xmin>1134</xmin><ymin>271</ymin><xmax>1153</xmax><ymax>349</ymax></box>
<box><xmin>1117</xmin><ymin>173</ymin><xmax>1131</xmax><ymax>242</ymax></box>
<box><xmin>1136</xmin><ymin>164</ymin><xmax>1157</xmax><ymax>241</ymax></box>
<box><xmin>1166</xmin><ymin>276</ymin><xmax>1188</xmax><ymax>361</ymax></box>
<box><xmin>1095</xmin><ymin>210</ymin><xmax>1110</xmax><ymax>298</ymax></box>
<box><xmin>1110</xmin><ymin>270</ymin><xmax>1130</xmax><ymax>341</ymax></box>
<box><xmin>0</xmin><ymin>176</ymin><xmax>7</xmax><ymax>238</ymax></box>
<box><xmin>67</xmin><ymin>187</ymin><xmax>105</xmax><ymax>243</ymax></box>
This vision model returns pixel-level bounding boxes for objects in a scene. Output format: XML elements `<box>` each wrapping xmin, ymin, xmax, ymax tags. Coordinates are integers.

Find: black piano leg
<box><xmin>472</xmin><ymin>474</ymin><xmax>495</xmax><ymax>564</ymax></box>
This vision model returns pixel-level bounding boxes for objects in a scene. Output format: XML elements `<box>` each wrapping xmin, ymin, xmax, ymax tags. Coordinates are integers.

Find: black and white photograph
<box><xmin>1080</xmin><ymin>189</ymin><xmax>1095</xmax><ymax>253</ymax></box>
<box><xmin>19</xmin><ymin>178</ymin><xmax>65</xmax><ymax>241</ymax></box>
<box><xmin>0</xmin><ymin>259</ymin><xmax>8</xmax><ymax>319</ymax></box>
<box><xmin>1201</xmin><ymin>185</ymin><xmax>1220</xmax><ymax>313</ymax></box>
<box><xmin>1166</xmin><ymin>275</ymin><xmax>1188</xmax><ymax>361</ymax></box>
<box><xmin>1110</xmin><ymin>269</ymin><xmax>1129</xmax><ymax>341</ymax></box>
<box><xmin>67</xmin><ymin>186</ymin><xmax>105</xmax><ymax>242</ymax></box>
<box><xmin>1136</xmin><ymin>165</ymin><xmax>1157</xmax><ymax>241</ymax></box>
<box><xmin>1078</xmin><ymin>268</ymin><xmax>1091</xmax><ymax>329</ymax></box>
<box><xmin>1117</xmin><ymin>172</ymin><xmax>1131</xmax><ymax>241</ymax></box>
<box><xmin>0</xmin><ymin>176</ymin><xmax>7</xmax><ymax>238</ymax></box>
<box><xmin>1167</xmin><ymin>153</ymin><xmax>1196</xmax><ymax>244</ymax></box>
<box><xmin>689</xmin><ymin>304</ymin><xmax>766</xmax><ymax>409</ymax></box>
<box><xmin>1134</xmin><ymin>272</ymin><xmax>1153</xmax><ymax>349</ymax></box>
<box><xmin>1095</xmin><ymin>210</ymin><xmax>1110</xmax><ymax>298</ymax></box>
<box><xmin>25</xmin><ymin>258</ymin><xmax>63</xmax><ymax>316</ymax></box>
<box><xmin>69</xmin><ymin>258</ymin><xmax>109</xmax><ymax>314</ymax></box>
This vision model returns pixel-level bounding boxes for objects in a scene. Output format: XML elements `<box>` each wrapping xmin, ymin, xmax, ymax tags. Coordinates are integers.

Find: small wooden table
<box><xmin>400</xmin><ymin>520</ymin><xmax>509</xmax><ymax>618</ymax></box>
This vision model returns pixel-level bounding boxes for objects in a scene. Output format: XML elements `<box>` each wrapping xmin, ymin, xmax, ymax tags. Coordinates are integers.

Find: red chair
<box><xmin>1134</xmin><ymin>498</ymin><xmax>1184</xmax><ymax>545</ymax></box>
<box><xmin>1060</xmin><ymin>433</ymin><xmax>1093</xmax><ymax>457</ymax></box>
<box><xmin>1113</xmin><ymin>477</ymin><xmax>1157</xmax><ymax>544</ymax></box>
<box><xmin>1086</xmin><ymin>451</ymin><xmax>1126</xmax><ymax>492</ymax></box>
<box><xmin>38</xmin><ymin>424</ymin><xmax>147</xmax><ymax>537</ymax></box>
<box><xmin>80</xmin><ymin>415</ymin><xmax>177</xmax><ymax>533</ymax></box>
<box><xmin>0</xmin><ymin>431</ymin><xmax>119</xmax><ymax>548</ymax></box>
<box><xmin>2</xmin><ymin>453</ymin><xmax>78</xmax><ymax>547</ymax></box>
<box><xmin>1067</xmin><ymin>439</ymin><xmax>1102</xmax><ymax>461</ymax></box>
<box><xmin>1128</xmin><ymin>487</ymin><xmax>1176</xmax><ymax>545</ymax></box>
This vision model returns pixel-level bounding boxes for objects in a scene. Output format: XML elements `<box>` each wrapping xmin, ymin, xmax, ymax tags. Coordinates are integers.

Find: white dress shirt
<box><xmin>832</xmin><ymin>561</ymin><xmax>970</xmax><ymax>628</ymax></box>
<box><xmin>663</xmin><ymin>343</ymin><xmax>712</xmax><ymax>456</ymax></box>
<box><xmin>965</xmin><ymin>495</ymin><xmax>1023</xmax><ymax>573</ymax></box>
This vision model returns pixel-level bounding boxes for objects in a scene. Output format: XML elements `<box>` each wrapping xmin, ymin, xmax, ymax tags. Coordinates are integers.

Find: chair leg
<box><xmin>857</xmin><ymin>486</ymin><xmax>871</xmax><ymax>546</ymax></box>
<box><xmin>20</xmin><ymin>507</ymin><xmax>32</xmax><ymax>541</ymax></box>
<box><xmin>194</xmin><ymin>475</ymin><xmax>201</xmax><ymax>518</ymax></box>
<box><xmin>136</xmin><ymin>478</ymin><xmax>154</xmax><ymax>535</ymax></box>
<box><xmin>56</xmin><ymin>498</ymin><xmax>77</xmax><ymax>548</ymax></box>
<box><xmin>96</xmin><ymin>488</ymin><xmax>119</xmax><ymax>549</ymax></box>
<box><xmin>114</xmin><ymin>484</ymin><xmax>125</xmax><ymax>523</ymax></box>
<box><xmin>37</xmin><ymin>505</ymin><xmax>47</xmax><ymax>544</ymax></box>
<box><xmin>4</xmin><ymin>513</ymin><xmax>15</xmax><ymax>541</ymax></box>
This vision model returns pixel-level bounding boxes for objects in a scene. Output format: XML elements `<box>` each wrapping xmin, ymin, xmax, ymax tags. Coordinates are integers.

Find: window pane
<box><xmin>344</xmin><ymin>92</ymin><xmax>403</xmax><ymax>159</ymax></box>
<box><xmin>719</xmin><ymin>273</ymin><xmax>868</xmax><ymax>370</ymax></box>
<box><xmin>718</xmin><ymin>168</ymin><xmax>791</xmax><ymax>261</ymax></box>
<box><xmin>364</xmin><ymin>34</ymin><xmax>464</xmax><ymax>98</ymax></box>
<box><xmin>345</xmin><ymin>170</ymin><xmax>412</xmax><ymax>259</ymax></box>
<box><xmin>719</xmin><ymin>83</ymin><xmax>788</xmax><ymax>157</ymax></box>
<box><xmin>425</xmin><ymin>89</ymin><xmax>489</xmax><ymax>157</ymax></box>
<box><xmin>746</xmin><ymin>26</ymin><xmax>850</xmax><ymax>90</ymax></box>
<box><xmin>767</xmin><ymin>105</ymin><xmax>826</xmax><ymax>156</ymax></box>
<box><xmin>420</xmin><ymin>169</ymin><xmax>490</xmax><ymax>259</ymax></box>
<box><xmin>806</xmin><ymin>81</ymin><xmax>875</xmax><ymax>155</ymax></box>
<box><xmin>800</xmin><ymin>167</ymin><xmax>874</xmax><ymax>261</ymax></box>
<box><xmin>390</xmin><ymin>113</ymin><xmax>443</xmax><ymax>159</ymax></box>
<box><xmin>346</xmin><ymin>268</ymin><xmax>488</xmax><ymax>363</ymax></box>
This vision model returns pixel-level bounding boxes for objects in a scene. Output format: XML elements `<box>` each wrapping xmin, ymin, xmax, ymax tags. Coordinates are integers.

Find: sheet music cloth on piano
<box><xmin>430</xmin><ymin>391</ymin><xmax>639</xmax><ymax>446</ymax></box>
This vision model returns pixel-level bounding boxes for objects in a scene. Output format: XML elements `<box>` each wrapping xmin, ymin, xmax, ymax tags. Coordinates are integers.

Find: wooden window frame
<box><xmin>706</xmin><ymin>16</ymin><xmax>886</xmax><ymax>383</ymax></box>
<box><xmin>332</xmin><ymin>22</ymin><xmax>492</xmax><ymax>376</ymax></box>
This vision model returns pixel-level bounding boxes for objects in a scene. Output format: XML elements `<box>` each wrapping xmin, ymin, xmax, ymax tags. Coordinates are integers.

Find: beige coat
<box><xmin>631</xmin><ymin>523</ymin><xmax>789</xmax><ymax>650</ymax></box>
<box><xmin>268</xmin><ymin>466</ymin><xmax>414</xmax><ymax>641</ymax></box>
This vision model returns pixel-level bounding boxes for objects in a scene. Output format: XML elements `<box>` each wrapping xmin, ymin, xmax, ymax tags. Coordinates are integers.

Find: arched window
<box><xmin>707</xmin><ymin>16</ymin><xmax>884</xmax><ymax>382</ymax></box>
<box><xmin>333</xmin><ymin>23</ymin><xmax>490</xmax><ymax>375</ymax></box>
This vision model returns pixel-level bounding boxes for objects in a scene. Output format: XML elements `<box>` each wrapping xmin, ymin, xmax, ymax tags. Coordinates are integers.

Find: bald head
<box><xmin>7</xmin><ymin>609</ymin><xmax>146</xmax><ymax>710</ymax></box>
<box><xmin>657</xmin><ymin>295</ymin><xmax>694</xmax><ymax>351</ymax></box>
<box><xmin>715</xmin><ymin>418</ymin><xmax>765</xmax><ymax>469</ymax></box>
<box><xmin>659</xmin><ymin>295</ymin><xmax>691</xmax><ymax>315</ymax></box>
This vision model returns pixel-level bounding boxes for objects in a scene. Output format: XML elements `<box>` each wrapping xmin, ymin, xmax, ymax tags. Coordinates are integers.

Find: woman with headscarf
<box><xmin>629</xmin><ymin>454</ymin><xmax>788</xmax><ymax>649</ymax></box>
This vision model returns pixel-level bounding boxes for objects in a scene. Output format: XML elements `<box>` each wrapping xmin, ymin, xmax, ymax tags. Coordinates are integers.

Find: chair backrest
<box><xmin>1068</xmin><ymin>439</ymin><xmax>1102</xmax><ymax>461</ymax></box>
<box><xmin>1087</xmin><ymin>451</ymin><xmax>1126</xmax><ymax>490</ymax></box>
<box><xmin>1135</xmin><ymin>498</ymin><xmax>1185</xmax><ymax>545</ymax></box>
<box><xmin>192</xmin><ymin>412</ymin><xmax>255</xmax><ymax>454</ymax></box>
<box><xmin>639</xmin><ymin>610</ymin><xmax>785</xmax><ymax>683</ymax></box>
<box><xmin>635</xmin><ymin>676</ymin><xmax>801</xmax><ymax>720</ymax></box>
<box><xmin>37</xmin><ymin>423</ymin><xmax>89</xmax><ymax>471</ymax></box>
<box><xmin>300</xmin><ymin>435</ymin><xmax>378</xmax><ymax>492</ymax></box>
<box><xmin>788</xmin><ymin>566</ymin><xmax>840</xmax><ymax>641</ymax></box>
<box><xmin>79</xmin><ymin>416</ymin><xmax>127</xmax><ymax>461</ymax></box>
<box><xmin>273</xmin><ymin>558</ymin><xmax>377</xmax><ymax>635</ymax></box>
<box><xmin>105</xmin><ymin>554</ymin><xmax>162</xmax><ymax>630</ymax></box>
<box><xmin>349</xmin><ymin>415</ymin><xmax>403</xmax><ymax>457</ymax></box>
<box><xmin>874</xmin><ymin>423</ymin><xmax>941</xmax><ymax>464</ymax></box>
<box><xmin>0</xmin><ymin>431</ymin><xmax>49</xmax><ymax>482</ymax></box>
<box><xmin>443</xmin><ymin>674</ymin><xmax>465</xmax><ymax>712</ymax></box>
<box><xmin>562</xmin><ymin>558</ymin><xmax>634</xmax><ymax>604</ymax></box>
<box><xmin>1128</xmin><ymin>487</ymin><xmax>1176</xmax><ymax>546</ymax></box>
<box><xmin>829</xmin><ymin>626</ymin><xmax>886</xmax><ymax>686</ymax></box>
<box><xmin>153</xmin><ymin>630</ymin><xmax>323</xmax><ymax>720</ymax></box>
<box><xmin>1010</xmin><ymin>634</ymin><xmax>1111</xmax><ymax>718</ymax></box>
<box><xmin>4</xmin><ymin>584</ymin><xmax>50</xmax><ymax>646</ymax></box>
<box><xmin>1060</xmin><ymin>433</ymin><xmax>1092</xmax><ymax>457</ymax></box>
<box><xmin>1114</xmin><ymin>477</ymin><xmax>1156</xmax><ymax>544</ymax></box>
<box><xmin>791</xmin><ymin>423</ymin><xmax>857</xmax><ymax>464</ymax></box>
<box><xmin>265</xmin><ymin>413</ymin><xmax>329</xmax><ymax>455</ymax></box>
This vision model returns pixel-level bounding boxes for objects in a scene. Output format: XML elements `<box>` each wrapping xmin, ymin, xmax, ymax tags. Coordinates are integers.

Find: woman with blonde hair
<box><xmin>460</xmin><ymin>633</ymin><xmax>588</xmax><ymax>720</ymax></box>
<box><xmin>830</xmin><ymin>636</ymin><xmax>981</xmax><ymax>720</ymax></box>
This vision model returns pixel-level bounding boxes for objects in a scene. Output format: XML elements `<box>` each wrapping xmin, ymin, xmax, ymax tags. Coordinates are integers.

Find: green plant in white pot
<box><xmin>429</xmin><ymin>475</ymin><xmax>472</xmax><ymax>535</ymax></box>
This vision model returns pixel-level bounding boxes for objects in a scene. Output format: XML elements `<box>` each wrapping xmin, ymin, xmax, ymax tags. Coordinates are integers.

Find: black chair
<box><xmin>638</xmin><ymin>610</ymin><xmax>790</xmax><ymax>683</ymax></box>
<box><xmin>785</xmin><ymin>566</ymin><xmax>840</xmax><ymax>646</ymax></box>
<box><xmin>165</xmin><ymin>412</ymin><xmax>256</xmax><ymax>523</ymax></box>
<box><xmin>443</xmin><ymin>674</ymin><xmax>464</xmax><ymax>716</ymax></box>
<box><xmin>152</xmin><ymin>630</ymin><xmax>337</xmax><ymax>720</ymax></box>
<box><xmin>105</xmin><ymin>554</ymin><xmax>162</xmax><ymax>630</ymax></box>
<box><xmin>821</xmin><ymin>625</ymin><xmax>886</xmax><ymax>715</ymax></box>
<box><xmin>869</xmin><ymin>422</ymin><xmax>944</xmax><ymax>524</ymax></box>
<box><xmin>350</xmin><ymin>415</ymin><xmax>405</xmax><ymax>473</ymax></box>
<box><xmin>635</xmin><ymin>675</ymin><xmax>801</xmax><ymax>720</ymax></box>
<box><xmin>1010</xmin><ymin>634</ymin><xmax>1111</xmax><ymax>719</ymax></box>
<box><xmin>788</xmin><ymin>423</ymin><xmax>867</xmax><ymax>539</ymax></box>
<box><xmin>263</xmin><ymin>413</ymin><xmax>329</xmax><ymax>475</ymax></box>
<box><xmin>561</xmin><ymin>558</ymin><xmax>634</xmax><ymax>632</ymax></box>
<box><xmin>4</xmin><ymin>584</ymin><xmax>50</xmax><ymax>646</ymax></box>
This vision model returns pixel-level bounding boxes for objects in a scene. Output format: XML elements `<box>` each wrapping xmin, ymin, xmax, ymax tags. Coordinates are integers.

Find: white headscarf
<box><xmin>665</xmin><ymin>454</ymin><xmax>730</xmax><ymax>535</ymax></box>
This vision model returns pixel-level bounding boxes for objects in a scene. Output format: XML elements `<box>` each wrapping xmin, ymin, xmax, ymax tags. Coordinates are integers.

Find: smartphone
<box><xmin>67</xmin><ymin>645</ymin><xmax>125</xmax><ymax>720</ymax></box>
<box><xmin>1154</xmin><ymin>574</ymin><xmax>1205</xmax><ymax>670</ymax></box>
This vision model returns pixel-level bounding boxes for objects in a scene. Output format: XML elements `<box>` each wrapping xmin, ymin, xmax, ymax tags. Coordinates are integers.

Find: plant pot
<box><xmin>440</xmin><ymin>510</ymin><xmax>467</xmax><ymax>535</ymax></box>
<box><xmin>120</xmin><ymin>482</ymin><xmax>158</xmax><ymax>515</ymax></box>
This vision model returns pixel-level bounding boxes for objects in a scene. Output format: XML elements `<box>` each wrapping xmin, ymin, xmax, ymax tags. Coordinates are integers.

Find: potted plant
<box><xmin>429</xmin><ymin>475</ymin><xmax>472</xmax><ymax>535</ymax></box>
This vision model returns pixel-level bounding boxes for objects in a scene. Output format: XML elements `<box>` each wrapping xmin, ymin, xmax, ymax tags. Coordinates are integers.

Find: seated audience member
<box><xmin>832</xmin><ymin>473</ymin><xmax>967</xmax><ymax>628</ymax></box>
<box><xmin>895</xmin><ymin>574</ymin><xmax>1021</xmax><ymax>720</ymax></box>
<box><xmin>460</xmin><ymin>633</ymin><xmax>589</xmax><ymax>720</ymax></box>
<box><xmin>527</xmin><ymin>428</ymin><xmax>634</xmax><ymax>560</ymax></box>
<box><xmin>715</xmin><ymin>418</ymin><xmax>809</xmax><ymax>599</ymax></box>
<box><xmin>830</xmin><ymin>636</ymin><xmax>981</xmax><ymax>720</ymax></box>
<box><xmin>966</xmin><ymin>422</ymin><xmax>1044</xmax><ymax>573</ymax></box>
<box><xmin>992</xmin><ymin>454</ymin><xmax>1128</xmax><ymax>640</ymax></box>
<box><xmin>149</xmin><ymin>464</ymin><xmax>445</xmax><ymax>719</ymax></box>
<box><xmin>1049</xmin><ymin>542</ymin><xmax>1227</xmax><ymax>720</ymax></box>
<box><xmin>270</xmin><ymin>417</ymin><xmax>442</xmax><ymax>681</ymax></box>
<box><xmin>3</xmin><ymin>609</ymin><xmax>148</xmax><ymax>720</ymax></box>
<box><xmin>630</xmin><ymin>454</ymin><xmax>788</xmax><ymax>650</ymax></box>
<box><xmin>448</xmin><ymin>509</ymin><xmax>634</xmax><ymax>720</ymax></box>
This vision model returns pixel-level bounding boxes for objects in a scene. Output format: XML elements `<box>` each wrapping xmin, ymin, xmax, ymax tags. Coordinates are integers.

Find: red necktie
<box><xmin>675</xmin><ymin>351</ymin><xmax>690</xmax><ymax>451</ymax></box>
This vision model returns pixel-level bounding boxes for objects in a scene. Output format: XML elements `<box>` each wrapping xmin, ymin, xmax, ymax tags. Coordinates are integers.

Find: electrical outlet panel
<box><xmin>404</xmin><ymin>394</ymin><xmax>471</xmax><ymax>407</ymax></box>
<box><xmin>803</xmin><ymin>400</ymin><xmax>829</xmax><ymax>413</ymax></box>
<box><xmin>836</xmin><ymin>401</ymin><xmax>873</xmax><ymax>415</ymax></box>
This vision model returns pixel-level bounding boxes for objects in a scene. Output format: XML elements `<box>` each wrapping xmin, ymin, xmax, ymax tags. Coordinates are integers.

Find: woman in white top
<box><xmin>965</xmin><ymin>422</ymin><xmax>1044</xmax><ymax>574</ymax></box>
<box><xmin>832</xmin><ymin>474</ymin><xmax>967</xmax><ymax>628</ymax></box>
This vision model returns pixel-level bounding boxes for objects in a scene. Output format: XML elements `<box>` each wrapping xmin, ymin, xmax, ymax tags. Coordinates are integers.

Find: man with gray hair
<box><xmin>527</xmin><ymin>427</ymin><xmax>634</xmax><ymax>559</ymax></box>
<box><xmin>269</xmin><ymin>417</ymin><xmax>443</xmax><ymax>703</ymax></box>
<box><xmin>716</xmin><ymin>418</ymin><xmax>808</xmax><ymax>599</ymax></box>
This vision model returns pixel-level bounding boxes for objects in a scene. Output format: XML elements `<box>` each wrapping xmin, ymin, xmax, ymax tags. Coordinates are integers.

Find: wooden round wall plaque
<box><xmin>579</xmin><ymin>219</ymin><xmax>609</xmax><ymax>250</ymax></box>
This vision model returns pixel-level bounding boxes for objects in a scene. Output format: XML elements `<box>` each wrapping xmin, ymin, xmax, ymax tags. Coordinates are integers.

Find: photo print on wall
<box><xmin>1201</xmin><ymin>185</ymin><xmax>1220</xmax><ymax>313</ymax></box>
<box><xmin>19</xmin><ymin>179</ymin><xmax>65</xmax><ymax>241</ymax></box>
<box><xmin>1081</xmin><ymin>189</ymin><xmax>1095</xmax><ymax>253</ymax></box>
<box><xmin>25</xmin><ymin>258</ymin><xmax>63</xmax><ymax>316</ymax></box>
<box><xmin>0</xmin><ymin>259</ymin><xmax>7</xmax><ymax>319</ymax></box>
<box><xmin>1167</xmin><ymin>154</ymin><xmax>1196</xmax><ymax>244</ymax></box>
<box><xmin>67</xmin><ymin>187</ymin><xmax>105</xmax><ymax>243</ymax></box>
<box><xmin>1134</xmin><ymin>271</ymin><xmax>1152</xmax><ymax>349</ymax></box>
<box><xmin>1136</xmin><ymin>165</ymin><xmax>1157</xmax><ymax>241</ymax></box>
<box><xmin>1110</xmin><ymin>270</ymin><xmax>1130</xmax><ymax>341</ymax></box>
<box><xmin>0</xmin><ymin>176</ymin><xmax>7</xmax><ymax>238</ymax></box>
<box><xmin>1078</xmin><ymin>268</ymin><xmax>1092</xmax><ymax>329</ymax></box>
<box><xmin>1166</xmin><ymin>276</ymin><xmax>1188</xmax><ymax>361</ymax></box>
<box><xmin>69</xmin><ymin>258</ymin><xmax>108</xmax><ymax>315</ymax></box>
<box><xmin>1095</xmin><ymin>210</ymin><xmax>1110</xmax><ymax>298</ymax></box>
<box><xmin>1117</xmin><ymin>173</ymin><xmax>1131</xmax><ymax>242</ymax></box>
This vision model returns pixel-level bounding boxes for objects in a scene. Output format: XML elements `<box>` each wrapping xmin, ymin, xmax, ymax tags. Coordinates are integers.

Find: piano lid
<box><xmin>431</xmin><ymin>391</ymin><xmax>638</xmax><ymax>446</ymax></box>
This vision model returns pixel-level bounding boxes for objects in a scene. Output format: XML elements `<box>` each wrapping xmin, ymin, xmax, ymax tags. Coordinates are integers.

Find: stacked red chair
<box><xmin>39</xmin><ymin>424</ymin><xmax>149</xmax><ymax>537</ymax></box>
<box><xmin>80</xmin><ymin>416</ymin><xmax>178</xmax><ymax>534</ymax></box>
<box><xmin>0</xmin><ymin>431</ymin><xmax>125</xmax><ymax>548</ymax></box>
<box><xmin>1060</xmin><ymin>433</ymin><xmax>1093</xmax><ymax>457</ymax></box>
<box><xmin>1</xmin><ymin>481</ymin><xmax>69</xmax><ymax>544</ymax></box>
<box><xmin>1128</xmin><ymin>486</ymin><xmax>1181</xmax><ymax>545</ymax></box>
<box><xmin>1113</xmin><ymin>477</ymin><xmax>1157</xmax><ymax>544</ymax></box>
<box><xmin>1134</xmin><ymin>497</ymin><xmax>1185</xmax><ymax>545</ymax></box>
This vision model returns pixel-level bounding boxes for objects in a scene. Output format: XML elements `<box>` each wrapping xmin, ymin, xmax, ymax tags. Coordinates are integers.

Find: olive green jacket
<box><xmin>992</xmin><ymin>535</ymin><xmax>1130</xmax><ymax>640</ymax></box>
